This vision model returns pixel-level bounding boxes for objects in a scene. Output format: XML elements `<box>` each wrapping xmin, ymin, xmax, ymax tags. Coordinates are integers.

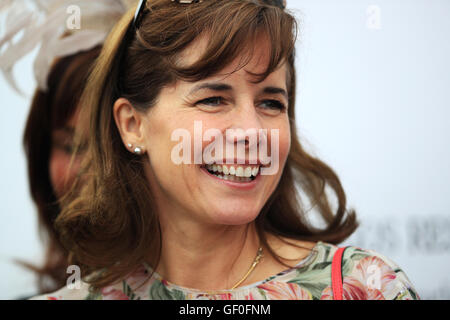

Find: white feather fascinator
<box><xmin>0</xmin><ymin>0</ymin><xmax>136</xmax><ymax>94</ymax></box>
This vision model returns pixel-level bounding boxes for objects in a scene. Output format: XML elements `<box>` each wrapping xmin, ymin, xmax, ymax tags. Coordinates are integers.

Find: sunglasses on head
<box><xmin>133</xmin><ymin>0</ymin><xmax>287</xmax><ymax>30</ymax></box>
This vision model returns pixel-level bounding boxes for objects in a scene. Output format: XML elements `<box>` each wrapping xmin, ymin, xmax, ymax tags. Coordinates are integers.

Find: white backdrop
<box><xmin>1</xmin><ymin>0</ymin><xmax>449</xmax><ymax>299</ymax></box>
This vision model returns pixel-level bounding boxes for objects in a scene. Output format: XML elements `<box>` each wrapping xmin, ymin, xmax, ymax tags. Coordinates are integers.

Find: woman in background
<box><xmin>21</xmin><ymin>47</ymin><xmax>101</xmax><ymax>293</ymax></box>
<box><xmin>0</xmin><ymin>0</ymin><xmax>134</xmax><ymax>295</ymax></box>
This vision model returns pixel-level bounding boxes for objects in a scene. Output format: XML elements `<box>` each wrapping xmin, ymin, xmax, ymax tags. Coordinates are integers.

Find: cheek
<box><xmin>278</xmin><ymin>127</ymin><xmax>291</xmax><ymax>164</ymax></box>
<box><xmin>266</xmin><ymin>119</ymin><xmax>291</xmax><ymax>173</ymax></box>
<box><xmin>49</xmin><ymin>150</ymin><xmax>81</xmax><ymax>198</ymax></box>
<box><xmin>143</xmin><ymin>117</ymin><xmax>193</xmax><ymax>197</ymax></box>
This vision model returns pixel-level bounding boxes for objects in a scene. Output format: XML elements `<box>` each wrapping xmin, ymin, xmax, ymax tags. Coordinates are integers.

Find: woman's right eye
<box><xmin>195</xmin><ymin>96</ymin><xmax>224</xmax><ymax>107</ymax></box>
<box><xmin>53</xmin><ymin>141</ymin><xmax>74</xmax><ymax>154</ymax></box>
<box><xmin>62</xmin><ymin>143</ymin><xmax>74</xmax><ymax>154</ymax></box>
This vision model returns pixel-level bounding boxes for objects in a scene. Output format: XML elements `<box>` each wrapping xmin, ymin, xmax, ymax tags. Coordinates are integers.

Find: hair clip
<box><xmin>261</xmin><ymin>0</ymin><xmax>286</xmax><ymax>9</ymax></box>
<box><xmin>171</xmin><ymin>0</ymin><xmax>204</xmax><ymax>3</ymax></box>
<box><xmin>171</xmin><ymin>0</ymin><xmax>284</xmax><ymax>7</ymax></box>
<box><xmin>133</xmin><ymin>0</ymin><xmax>147</xmax><ymax>30</ymax></box>
<box><xmin>134</xmin><ymin>0</ymin><xmax>285</xmax><ymax>31</ymax></box>
<box><xmin>277</xmin><ymin>0</ymin><xmax>287</xmax><ymax>9</ymax></box>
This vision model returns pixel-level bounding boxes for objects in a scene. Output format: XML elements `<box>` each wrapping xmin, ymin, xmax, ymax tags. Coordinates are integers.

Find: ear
<box><xmin>113</xmin><ymin>98</ymin><xmax>146</xmax><ymax>153</ymax></box>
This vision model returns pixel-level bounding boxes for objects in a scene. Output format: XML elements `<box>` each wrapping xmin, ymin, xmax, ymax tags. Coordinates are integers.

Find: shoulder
<box><xmin>265</xmin><ymin>234</ymin><xmax>317</xmax><ymax>266</ymax></box>
<box><xmin>263</xmin><ymin>238</ymin><xmax>420</xmax><ymax>300</ymax></box>
<box><xmin>27</xmin><ymin>268</ymin><xmax>143</xmax><ymax>300</ymax></box>
<box><xmin>325</xmin><ymin>243</ymin><xmax>421</xmax><ymax>300</ymax></box>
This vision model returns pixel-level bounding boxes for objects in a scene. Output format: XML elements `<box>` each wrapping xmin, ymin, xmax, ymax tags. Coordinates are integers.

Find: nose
<box><xmin>224</xmin><ymin>100</ymin><xmax>264</xmax><ymax>156</ymax></box>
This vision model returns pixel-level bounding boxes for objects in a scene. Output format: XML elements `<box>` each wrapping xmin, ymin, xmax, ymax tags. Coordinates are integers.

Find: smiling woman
<box><xmin>30</xmin><ymin>0</ymin><xmax>419</xmax><ymax>300</ymax></box>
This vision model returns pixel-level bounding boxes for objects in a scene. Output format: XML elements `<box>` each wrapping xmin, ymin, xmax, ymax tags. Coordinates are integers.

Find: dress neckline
<box><xmin>142</xmin><ymin>241</ymin><xmax>323</xmax><ymax>294</ymax></box>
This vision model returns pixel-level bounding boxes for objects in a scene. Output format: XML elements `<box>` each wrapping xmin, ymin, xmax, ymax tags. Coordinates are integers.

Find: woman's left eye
<box><xmin>259</xmin><ymin>100</ymin><xmax>286</xmax><ymax>111</ymax></box>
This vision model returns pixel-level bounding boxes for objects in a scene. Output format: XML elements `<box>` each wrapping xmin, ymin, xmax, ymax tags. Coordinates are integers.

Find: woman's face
<box><xmin>49</xmin><ymin>110</ymin><xmax>83</xmax><ymax>199</ymax></box>
<box><xmin>141</xmin><ymin>35</ymin><xmax>291</xmax><ymax>226</ymax></box>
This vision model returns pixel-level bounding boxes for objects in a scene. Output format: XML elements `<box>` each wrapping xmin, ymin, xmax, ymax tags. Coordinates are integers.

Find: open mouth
<box><xmin>201</xmin><ymin>163</ymin><xmax>260</xmax><ymax>183</ymax></box>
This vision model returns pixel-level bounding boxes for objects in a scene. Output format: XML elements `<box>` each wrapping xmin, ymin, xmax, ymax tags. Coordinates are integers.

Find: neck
<box><xmin>154</xmin><ymin>212</ymin><xmax>262</xmax><ymax>291</ymax></box>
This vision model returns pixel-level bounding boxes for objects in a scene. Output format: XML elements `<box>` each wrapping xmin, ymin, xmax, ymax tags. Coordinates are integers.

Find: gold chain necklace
<box><xmin>143</xmin><ymin>246</ymin><xmax>264</xmax><ymax>295</ymax></box>
<box><xmin>230</xmin><ymin>246</ymin><xmax>264</xmax><ymax>289</ymax></box>
<box><xmin>204</xmin><ymin>246</ymin><xmax>263</xmax><ymax>295</ymax></box>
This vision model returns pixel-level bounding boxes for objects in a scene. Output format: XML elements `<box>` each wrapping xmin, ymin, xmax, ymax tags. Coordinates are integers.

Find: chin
<box><xmin>208</xmin><ymin>203</ymin><xmax>261</xmax><ymax>226</ymax></box>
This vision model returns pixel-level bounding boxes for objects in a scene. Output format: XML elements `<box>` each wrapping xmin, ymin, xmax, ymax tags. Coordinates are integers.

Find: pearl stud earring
<box><xmin>127</xmin><ymin>143</ymin><xmax>143</xmax><ymax>155</ymax></box>
<box><xmin>134</xmin><ymin>146</ymin><xmax>143</xmax><ymax>155</ymax></box>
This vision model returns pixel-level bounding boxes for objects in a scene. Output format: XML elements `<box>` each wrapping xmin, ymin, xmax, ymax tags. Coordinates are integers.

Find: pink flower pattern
<box><xmin>258</xmin><ymin>281</ymin><xmax>312</xmax><ymax>300</ymax></box>
<box><xmin>101</xmin><ymin>286</ymin><xmax>129</xmax><ymax>300</ymax></box>
<box><xmin>321</xmin><ymin>255</ymin><xmax>400</xmax><ymax>300</ymax></box>
<box><xmin>32</xmin><ymin>242</ymin><xmax>420</xmax><ymax>300</ymax></box>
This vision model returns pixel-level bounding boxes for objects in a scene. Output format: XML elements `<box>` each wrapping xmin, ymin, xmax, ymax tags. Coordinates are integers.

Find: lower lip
<box><xmin>200</xmin><ymin>166</ymin><xmax>261</xmax><ymax>190</ymax></box>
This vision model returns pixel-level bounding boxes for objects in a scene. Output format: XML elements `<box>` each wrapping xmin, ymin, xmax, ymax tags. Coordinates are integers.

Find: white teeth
<box><xmin>204</xmin><ymin>164</ymin><xmax>260</xmax><ymax>178</ymax></box>
<box><xmin>222</xmin><ymin>165</ymin><xmax>229</xmax><ymax>175</ymax></box>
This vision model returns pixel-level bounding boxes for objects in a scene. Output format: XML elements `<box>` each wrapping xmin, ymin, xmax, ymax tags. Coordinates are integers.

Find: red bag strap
<box><xmin>331</xmin><ymin>246</ymin><xmax>348</xmax><ymax>300</ymax></box>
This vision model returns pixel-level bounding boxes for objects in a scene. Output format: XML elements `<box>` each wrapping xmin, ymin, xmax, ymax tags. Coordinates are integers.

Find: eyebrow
<box><xmin>188</xmin><ymin>82</ymin><xmax>288</xmax><ymax>99</ymax></box>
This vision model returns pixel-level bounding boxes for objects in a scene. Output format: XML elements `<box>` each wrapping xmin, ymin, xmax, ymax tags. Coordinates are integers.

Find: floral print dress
<box><xmin>30</xmin><ymin>241</ymin><xmax>420</xmax><ymax>300</ymax></box>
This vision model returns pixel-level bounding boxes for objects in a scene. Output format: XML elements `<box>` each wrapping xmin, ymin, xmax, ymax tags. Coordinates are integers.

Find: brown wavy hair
<box><xmin>56</xmin><ymin>0</ymin><xmax>358</xmax><ymax>290</ymax></box>
<box><xmin>20</xmin><ymin>46</ymin><xmax>101</xmax><ymax>294</ymax></box>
